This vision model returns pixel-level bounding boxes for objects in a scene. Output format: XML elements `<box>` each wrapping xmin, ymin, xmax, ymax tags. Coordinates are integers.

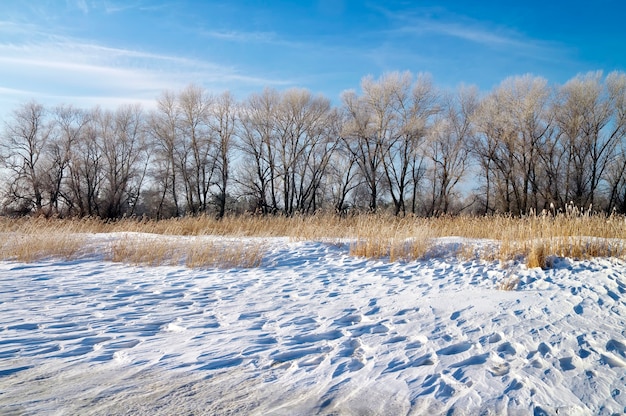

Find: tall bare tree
<box><xmin>0</xmin><ymin>101</ymin><xmax>50</xmax><ymax>214</ymax></box>
<box><xmin>210</xmin><ymin>91</ymin><xmax>237</xmax><ymax>218</ymax></box>
<box><xmin>273</xmin><ymin>89</ymin><xmax>337</xmax><ymax>215</ymax></box>
<box><xmin>473</xmin><ymin>75</ymin><xmax>552</xmax><ymax>214</ymax></box>
<box><xmin>238</xmin><ymin>88</ymin><xmax>280</xmax><ymax>214</ymax></box>
<box><xmin>45</xmin><ymin>105</ymin><xmax>91</xmax><ymax>216</ymax></box>
<box><xmin>177</xmin><ymin>85</ymin><xmax>216</xmax><ymax>214</ymax></box>
<box><xmin>554</xmin><ymin>71</ymin><xmax>625</xmax><ymax>209</ymax></box>
<box><xmin>66</xmin><ymin>110</ymin><xmax>103</xmax><ymax>217</ymax></box>
<box><xmin>341</xmin><ymin>87</ymin><xmax>383</xmax><ymax>212</ymax></box>
<box><xmin>147</xmin><ymin>90</ymin><xmax>182</xmax><ymax>218</ymax></box>
<box><xmin>98</xmin><ymin>104</ymin><xmax>148</xmax><ymax>218</ymax></box>
<box><xmin>605</xmin><ymin>72</ymin><xmax>626</xmax><ymax>212</ymax></box>
<box><xmin>425</xmin><ymin>86</ymin><xmax>477</xmax><ymax>215</ymax></box>
<box><xmin>342</xmin><ymin>72</ymin><xmax>438</xmax><ymax>215</ymax></box>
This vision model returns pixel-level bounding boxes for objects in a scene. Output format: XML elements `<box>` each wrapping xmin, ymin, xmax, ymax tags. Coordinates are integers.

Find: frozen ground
<box><xmin>0</xmin><ymin>234</ymin><xmax>625</xmax><ymax>415</ymax></box>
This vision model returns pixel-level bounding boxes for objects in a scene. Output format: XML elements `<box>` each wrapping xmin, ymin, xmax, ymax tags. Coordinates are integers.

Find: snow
<box><xmin>0</xmin><ymin>234</ymin><xmax>625</xmax><ymax>415</ymax></box>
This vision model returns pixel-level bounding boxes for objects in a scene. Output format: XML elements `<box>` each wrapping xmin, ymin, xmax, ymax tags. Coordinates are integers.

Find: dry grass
<box><xmin>497</xmin><ymin>275</ymin><xmax>521</xmax><ymax>291</ymax></box>
<box><xmin>0</xmin><ymin>210</ymin><xmax>625</xmax><ymax>268</ymax></box>
<box><xmin>109</xmin><ymin>237</ymin><xmax>176</xmax><ymax>266</ymax></box>
<box><xmin>108</xmin><ymin>237</ymin><xmax>265</xmax><ymax>269</ymax></box>
<box><xmin>526</xmin><ymin>243</ymin><xmax>547</xmax><ymax>269</ymax></box>
<box><xmin>0</xmin><ymin>232</ymin><xmax>86</xmax><ymax>262</ymax></box>
<box><xmin>185</xmin><ymin>242</ymin><xmax>265</xmax><ymax>269</ymax></box>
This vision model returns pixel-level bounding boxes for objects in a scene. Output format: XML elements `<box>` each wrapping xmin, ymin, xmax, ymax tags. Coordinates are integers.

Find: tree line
<box><xmin>2</xmin><ymin>70</ymin><xmax>626</xmax><ymax>219</ymax></box>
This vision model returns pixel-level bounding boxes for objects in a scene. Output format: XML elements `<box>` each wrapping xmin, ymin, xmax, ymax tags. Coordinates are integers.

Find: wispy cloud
<box><xmin>204</xmin><ymin>30</ymin><xmax>278</xmax><ymax>43</ymax></box>
<box><xmin>0</xmin><ymin>86</ymin><xmax>38</xmax><ymax>96</ymax></box>
<box><xmin>378</xmin><ymin>6</ymin><xmax>567</xmax><ymax>62</ymax></box>
<box><xmin>102</xmin><ymin>0</ymin><xmax>142</xmax><ymax>14</ymax></box>
<box><xmin>63</xmin><ymin>0</ymin><xmax>171</xmax><ymax>15</ymax></box>
<box><xmin>401</xmin><ymin>18</ymin><xmax>528</xmax><ymax>48</ymax></box>
<box><xmin>200</xmin><ymin>28</ymin><xmax>310</xmax><ymax>51</ymax></box>
<box><xmin>0</xmin><ymin>21</ymin><xmax>292</xmax><ymax>116</ymax></box>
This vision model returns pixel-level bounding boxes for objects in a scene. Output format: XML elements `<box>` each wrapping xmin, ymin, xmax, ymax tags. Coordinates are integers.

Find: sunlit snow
<box><xmin>1</xmin><ymin>235</ymin><xmax>625</xmax><ymax>415</ymax></box>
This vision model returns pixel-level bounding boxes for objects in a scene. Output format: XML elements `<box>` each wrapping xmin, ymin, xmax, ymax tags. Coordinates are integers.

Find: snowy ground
<box><xmin>0</xmin><ymin>234</ymin><xmax>625</xmax><ymax>415</ymax></box>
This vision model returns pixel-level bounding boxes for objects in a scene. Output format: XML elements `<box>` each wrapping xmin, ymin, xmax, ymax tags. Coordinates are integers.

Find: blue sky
<box><xmin>1</xmin><ymin>0</ymin><xmax>625</xmax><ymax>119</ymax></box>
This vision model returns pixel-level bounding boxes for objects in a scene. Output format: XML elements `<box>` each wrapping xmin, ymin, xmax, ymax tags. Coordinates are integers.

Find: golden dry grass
<box><xmin>0</xmin><ymin>232</ymin><xmax>86</xmax><ymax>262</ymax></box>
<box><xmin>108</xmin><ymin>237</ymin><xmax>265</xmax><ymax>269</ymax></box>
<box><xmin>0</xmin><ymin>211</ymin><xmax>625</xmax><ymax>268</ymax></box>
<box><xmin>497</xmin><ymin>275</ymin><xmax>521</xmax><ymax>291</ymax></box>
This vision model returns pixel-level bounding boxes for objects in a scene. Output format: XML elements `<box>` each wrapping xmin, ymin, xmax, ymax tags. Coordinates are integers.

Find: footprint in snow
<box><xmin>436</xmin><ymin>342</ymin><xmax>472</xmax><ymax>356</ymax></box>
<box><xmin>332</xmin><ymin>338</ymin><xmax>366</xmax><ymax>376</ymax></box>
<box><xmin>606</xmin><ymin>339</ymin><xmax>626</xmax><ymax>358</ymax></box>
<box><xmin>383</xmin><ymin>354</ymin><xmax>435</xmax><ymax>374</ymax></box>
<box><xmin>573</xmin><ymin>303</ymin><xmax>584</xmax><ymax>315</ymax></box>
<box><xmin>537</xmin><ymin>342</ymin><xmax>552</xmax><ymax>357</ymax></box>
<box><xmin>479</xmin><ymin>332</ymin><xmax>502</xmax><ymax>344</ymax></box>
<box><xmin>503</xmin><ymin>378</ymin><xmax>524</xmax><ymax>393</ymax></box>
<box><xmin>497</xmin><ymin>342</ymin><xmax>517</xmax><ymax>357</ymax></box>
<box><xmin>558</xmin><ymin>356</ymin><xmax>576</xmax><ymax>371</ymax></box>
<box><xmin>334</xmin><ymin>313</ymin><xmax>362</xmax><ymax>326</ymax></box>
<box><xmin>450</xmin><ymin>352</ymin><xmax>489</xmax><ymax>368</ymax></box>
<box><xmin>270</xmin><ymin>345</ymin><xmax>331</xmax><ymax>368</ymax></box>
<box><xmin>385</xmin><ymin>335</ymin><xmax>408</xmax><ymax>344</ymax></box>
<box><xmin>364</xmin><ymin>306</ymin><xmax>380</xmax><ymax>316</ymax></box>
<box><xmin>405</xmin><ymin>335</ymin><xmax>428</xmax><ymax>350</ymax></box>
<box><xmin>604</xmin><ymin>287</ymin><xmax>620</xmax><ymax>301</ymax></box>
<box><xmin>600</xmin><ymin>353</ymin><xmax>626</xmax><ymax>368</ymax></box>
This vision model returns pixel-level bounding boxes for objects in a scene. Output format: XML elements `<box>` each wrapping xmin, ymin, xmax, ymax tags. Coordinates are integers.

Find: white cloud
<box><xmin>0</xmin><ymin>24</ymin><xmax>293</xmax><ymax>118</ymax></box>
<box><xmin>404</xmin><ymin>19</ymin><xmax>526</xmax><ymax>48</ymax></box>
<box><xmin>378</xmin><ymin>7</ymin><xmax>567</xmax><ymax>62</ymax></box>
<box><xmin>204</xmin><ymin>30</ymin><xmax>278</xmax><ymax>43</ymax></box>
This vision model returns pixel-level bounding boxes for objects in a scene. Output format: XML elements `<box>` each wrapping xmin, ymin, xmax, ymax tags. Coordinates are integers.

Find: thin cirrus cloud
<box><xmin>203</xmin><ymin>30</ymin><xmax>278</xmax><ymax>43</ymax></box>
<box><xmin>409</xmin><ymin>19</ymin><xmax>526</xmax><ymax>47</ymax></box>
<box><xmin>200</xmin><ymin>28</ymin><xmax>315</xmax><ymax>53</ymax></box>
<box><xmin>379</xmin><ymin>5</ymin><xmax>569</xmax><ymax>63</ymax></box>
<box><xmin>0</xmin><ymin>24</ymin><xmax>292</xmax><ymax>116</ymax></box>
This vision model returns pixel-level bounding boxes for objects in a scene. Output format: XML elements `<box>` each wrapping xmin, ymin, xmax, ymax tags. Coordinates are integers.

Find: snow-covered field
<box><xmin>1</xmin><ymin>234</ymin><xmax>625</xmax><ymax>415</ymax></box>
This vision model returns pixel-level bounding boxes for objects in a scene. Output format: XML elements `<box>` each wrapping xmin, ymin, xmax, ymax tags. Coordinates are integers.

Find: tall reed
<box><xmin>1</xmin><ymin>211</ymin><xmax>624</xmax><ymax>267</ymax></box>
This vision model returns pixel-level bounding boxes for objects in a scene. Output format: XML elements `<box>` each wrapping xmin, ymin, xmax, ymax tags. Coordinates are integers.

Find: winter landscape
<box><xmin>2</xmin><ymin>1</ymin><xmax>626</xmax><ymax>415</ymax></box>
<box><xmin>1</xmin><ymin>230</ymin><xmax>625</xmax><ymax>415</ymax></box>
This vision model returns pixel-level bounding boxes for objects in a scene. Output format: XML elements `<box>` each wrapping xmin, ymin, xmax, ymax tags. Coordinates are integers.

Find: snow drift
<box><xmin>0</xmin><ymin>235</ymin><xmax>625</xmax><ymax>415</ymax></box>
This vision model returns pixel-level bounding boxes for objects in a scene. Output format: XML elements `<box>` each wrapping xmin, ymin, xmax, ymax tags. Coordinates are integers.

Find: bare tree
<box><xmin>272</xmin><ymin>89</ymin><xmax>336</xmax><ymax>215</ymax></box>
<box><xmin>210</xmin><ymin>91</ymin><xmax>237</xmax><ymax>218</ymax></box>
<box><xmin>341</xmin><ymin>72</ymin><xmax>438</xmax><ymax>215</ymax></box>
<box><xmin>147</xmin><ymin>90</ymin><xmax>182</xmax><ymax>218</ymax></box>
<box><xmin>177</xmin><ymin>85</ymin><xmax>215</xmax><ymax>214</ymax></box>
<box><xmin>328</xmin><ymin>111</ymin><xmax>360</xmax><ymax>214</ymax></box>
<box><xmin>554</xmin><ymin>71</ymin><xmax>625</xmax><ymax>209</ymax></box>
<box><xmin>238</xmin><ymin>88</ymin><xmax>280</xmax><ymax>214</ymax></box>
<box><xmin>383</xmin><ymin>73</ymin><xmax>438</xmax><ymax>216</ymax></box>
<box><xmin>425</xmin><ymin>86</ymin><xmax>477</xmax><ymax>215</ymax></box>
<box><xmin>605</xmin><ymin>72</ymin><xmax>626</xmax><ymax>212</ymax></box>
<box><xmin>66</xmin><ymin>110</ymin><xmax>103</xmax><ymax>217</ymax></box>
<box><xmin>99</xmin><ymin>104</ymin><xmax>148</xmax><ymax>218</ymax></box>
<box><xmin>341</xmin><ymin>87</ymin><xmax>382</xmax><ymax>212</ymax></box>
<box><xmin>473</xmin><ymin>75</ymin><xmax>552</xmax><ymax>214</ymax></box>
<box><xmin>0</xmin><ymin>101</ymin><xmax>50</xmax><ymax>214</ymax></box>
<box><xmin>45</xmin><ymin>105</ymin><xmax>91</xmax><ymax>216</ymax></box>
<box><xmin>296</xmin><ymin>106</ymin><xmax>341</xmax><ymax>214</ymax></box>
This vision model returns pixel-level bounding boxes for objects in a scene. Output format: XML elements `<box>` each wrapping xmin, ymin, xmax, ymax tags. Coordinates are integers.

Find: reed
<box><xmin>108</xmin><ymin>237</ymin><xmax>265</xmax><ymax>269</ymax></box>
<box><xmin>0</xmin><ymin>232</ymin><xmax>86</xmax><ymax>262</ymax></box>
<box><xmin>1</xmin><ymin>210</ymin><xmax>624</xmax><ymax>268</ymax></box>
